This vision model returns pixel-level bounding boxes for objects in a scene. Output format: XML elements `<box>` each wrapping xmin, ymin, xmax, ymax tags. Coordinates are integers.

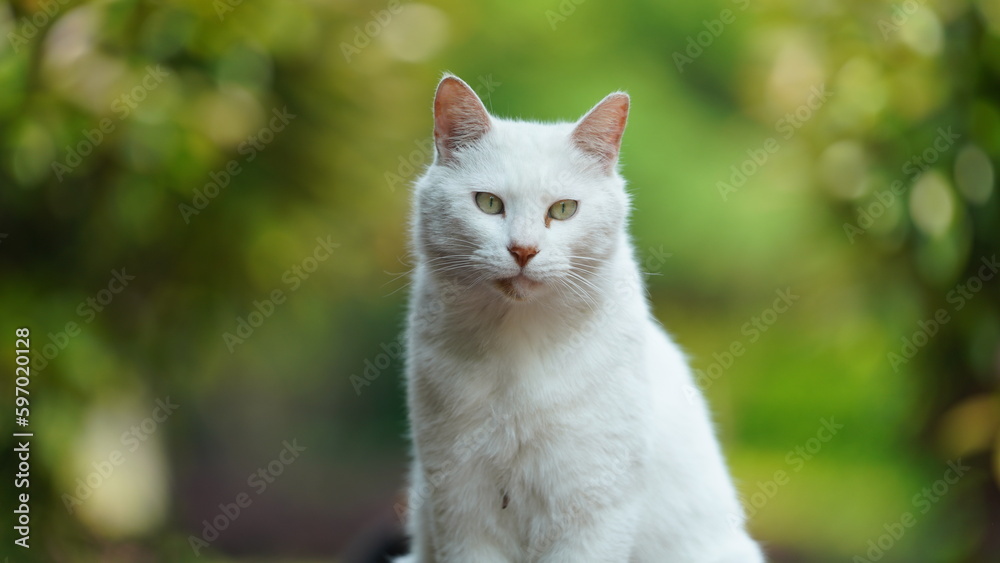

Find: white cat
<box><xmin>395</xmin><ymin>74</ymin><xmax>765</xmax><ymax>563</ymax></box>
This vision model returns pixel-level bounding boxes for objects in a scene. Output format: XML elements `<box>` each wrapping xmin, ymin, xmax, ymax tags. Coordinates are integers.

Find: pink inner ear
<box><xmin>572</xmin><ymin>93</ymin><xmax>630</xmax><ymax>169</ymax></box>
<box><xmin>434</xmin><ymin>76</ymin><xmax>491</xmax><ymax>162</ymax></box>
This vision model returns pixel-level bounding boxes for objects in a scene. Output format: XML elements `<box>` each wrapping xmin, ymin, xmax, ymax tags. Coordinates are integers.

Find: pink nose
<box><xmin>508</xmin><ymin>245</ymin><xmax>539</xmax><ymax>268</ymax></box>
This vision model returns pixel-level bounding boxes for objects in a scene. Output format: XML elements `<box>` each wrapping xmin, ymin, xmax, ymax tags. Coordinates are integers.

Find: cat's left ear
<box><xmin>571</xmin><ymin>92</ymin><xmax>630</xmax><ymax>173</ymax></box>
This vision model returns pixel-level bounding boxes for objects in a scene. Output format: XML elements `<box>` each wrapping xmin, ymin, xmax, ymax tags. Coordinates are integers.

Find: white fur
<box><xmin>397</xmin><ymin>77</ymin><xmax>764</xmax><ymax>562</ymax></box>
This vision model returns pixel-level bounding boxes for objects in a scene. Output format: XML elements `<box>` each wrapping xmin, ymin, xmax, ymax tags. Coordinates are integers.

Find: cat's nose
<box><xmin>508</xmin><ymin>245</ymin><xmax>539</xmax><ymax>268</ymax></box>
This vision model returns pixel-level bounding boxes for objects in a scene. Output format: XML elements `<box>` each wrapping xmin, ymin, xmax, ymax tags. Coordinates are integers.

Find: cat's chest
<box><xmin>441</xmin><ymin>367</ymin><xmax>563</xmax><ymax>455</ymax></box>
<box><xmin>424</xmin><ymin>352</ymin><xmax>635</xmax><ymax>478</ymax></box>
<box><xmin>414</xmin><ymin>312</ymin><xmax>644</xmax><ymax>449</ymax></box>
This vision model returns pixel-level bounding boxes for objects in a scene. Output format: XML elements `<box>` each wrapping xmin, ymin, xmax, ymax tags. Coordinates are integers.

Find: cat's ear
<box><xmin>433</xmin><ymin>75</ymin><xmax>491</xmax><ymax>165</ymax></box>
<box><xmin>571</xmin><ymin>92</ymin><xmax>630</xmax><ymax>172</ymax></box>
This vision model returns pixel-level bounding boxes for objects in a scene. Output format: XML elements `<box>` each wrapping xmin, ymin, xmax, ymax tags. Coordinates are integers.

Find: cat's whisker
<box><xmin>425</xmin><ymin>253</ymin><xmax>477</xmax><ymax>264</ymax></box>
<box><xmin>551</xmin><ymin>281</ymin><xmax>577</xmax><ymax>310</ymax></box>
<box><xmin>382</xmin><ymin>266</ymin><xmax>420</xmax><ymax>297</ymax></box>
<box><xmin>568</xmin><ymin>275</ymin><xmax>603</xmax><ymax>300</ymax></box>
<box><xmin>383</xmin><ymin>280</ymin><xmax>413</xmax><ymax>297</ymax></box>
<box><xmin>437</xmin><ymin>234</ymin><xmax>477</xmax><ymax>243</ymax></box>
<box><xmin>434</xmin><ymin>236</ymin><xmax>480</xmax><ymax>250</ymax></box>
<box><xmin>426</xmin><ymin>257</ymin><xmax>474</xmax><ymax>267</ymax></box>
<box><xmin>566</xmin><ymin>267</ymin><xmax>611</xmax><ymax>297</ymax></box>
<box><xmin>565</xmin><ymin>255</ymin><xmax>605</xmax><ymax>263</ymax></box>
<box><xmin>426</xmin><ymin>259</ymin><xmax>480</xmax><ymax>272</ymax></box>
<box><xmin>382</xmin><ymin>268</ymin><xmax>415</xmax><ymax>287</ymax></box>
<box><xmin>568</xmin><ymin>259</ymin><xmax>613</xmax><ymax>279</ymax></box>
<box><xmin>559</xmin><ymin>275</ymin><xmax>600</xmax><ymax>314</ymax></box>
<box><xmin>553</xmin><ymin>278</ymin><xmax>587</xmax><ymax>309</ymax></box>
<box><xmin>570</xmin><ymin>267</ymin><xmax>614</xmax><ymax>287</ymax></box>
<box><xmin>568</xmin><ymin>258</ymin><xmax>608</xmax><ymax>271</ymax></box>
<box><xmin>568</xmin><ymin>282</ymin><xmax>603</xmax><ymax>312</ymax></box>
<box><xmin>430</xmin><ymin>262</ymin><xmax>482</xmax><ymax>275</ymax></box>
<box><xmin>573</xmin><ymin>271</ymin><xmax>610</xmax><ymax>306</ymax></box>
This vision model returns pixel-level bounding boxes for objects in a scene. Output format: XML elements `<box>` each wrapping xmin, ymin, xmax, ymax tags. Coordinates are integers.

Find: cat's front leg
<box><xmin>527</xmin><ymin>495</ymin><xmax>641</xmax><ymax>563</ymax></box>
<box><xmin>401</xmin><ymin>500</ymin><xmax>510</xmax><ymax>563</ymax></box>
<box><xmin>411</xmin><ymin>465</ymin><xmax>513</xmax><ymax>563</ymax></box>
<box><xmin>424</xmin><ymin>504</ymin><xmax>511</xmax><ymax>563</ymax></box>
<box><xmin>435</xmin><ymin>538</ymin><xmax>510</xmax><ymax>563</ymax></box>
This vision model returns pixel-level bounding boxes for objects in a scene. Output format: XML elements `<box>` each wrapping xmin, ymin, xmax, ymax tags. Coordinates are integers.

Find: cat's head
<box><xmin>414</xmin><ymin>74</ymin><xmax>630</xmax><ymax>303</ymax></box>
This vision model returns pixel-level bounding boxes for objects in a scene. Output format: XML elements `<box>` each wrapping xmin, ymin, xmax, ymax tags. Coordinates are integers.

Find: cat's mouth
<box><xmin>495</xmin><ymin>274</ymin><xmax>541</xmax><ymax>300</ymax></box>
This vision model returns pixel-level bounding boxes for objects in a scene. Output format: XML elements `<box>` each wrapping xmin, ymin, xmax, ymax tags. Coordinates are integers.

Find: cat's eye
<box><xmin>475</xmin><ymin>192</ymin><xmax>504</xmax><ymax>215</ymax></box>
<box><xmin>548</xmin><ymin>199</ymin><xmax>578</xmax><ymax>221</ymax></box>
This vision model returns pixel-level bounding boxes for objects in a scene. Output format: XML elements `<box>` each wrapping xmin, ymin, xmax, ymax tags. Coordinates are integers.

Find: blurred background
<box><xmin>1</xmin><ymin>0</ymin><xmax>999</xmax><ymax>561</ymax></box>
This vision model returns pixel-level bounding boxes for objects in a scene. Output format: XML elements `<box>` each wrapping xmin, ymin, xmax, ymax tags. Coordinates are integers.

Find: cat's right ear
<box><xmin>433</xmin><ymin>75</ymin><xmax>491</xmax><ymax>165</ymax></box>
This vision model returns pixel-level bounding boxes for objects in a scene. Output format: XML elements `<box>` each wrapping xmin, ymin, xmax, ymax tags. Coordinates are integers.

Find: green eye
<box><xmin>475</xmin><ymin>192</ymin><xmax>504</xmax><ymax>215</ymax></box>
<box><xmin>548</xmin><ymin>199</ymin><xmax>578</xmax><ymax>220</ymax></box>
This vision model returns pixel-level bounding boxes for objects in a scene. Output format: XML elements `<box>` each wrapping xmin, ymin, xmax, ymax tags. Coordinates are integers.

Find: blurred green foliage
<box><xmin>0</xmin><ymin>0</ymin><xmax>998</xmax><ymax>561</ymax></box>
